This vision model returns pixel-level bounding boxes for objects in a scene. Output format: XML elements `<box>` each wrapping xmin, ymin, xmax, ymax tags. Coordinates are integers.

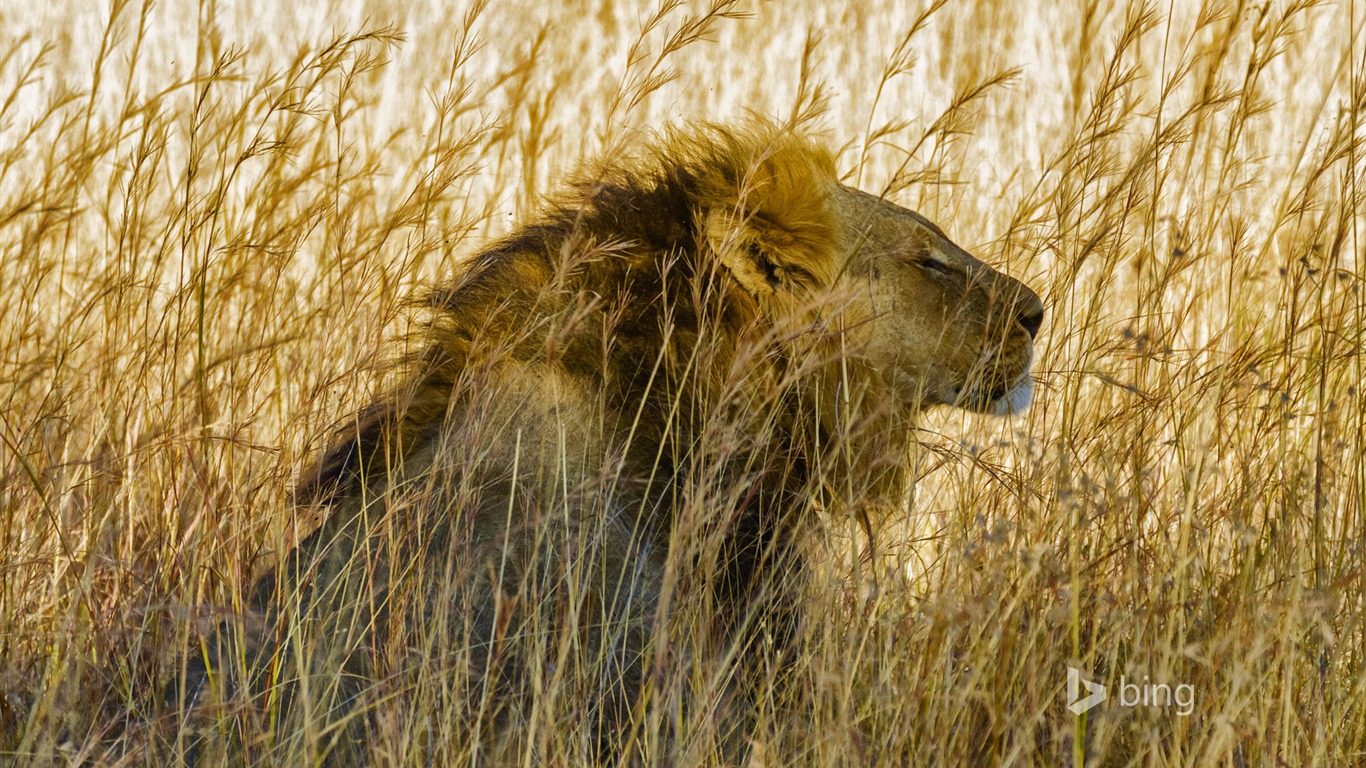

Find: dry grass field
<box><xmin>1</xmin><ymin>0</ymin><xmax>1363</xmax><ymax>765</ymax></box>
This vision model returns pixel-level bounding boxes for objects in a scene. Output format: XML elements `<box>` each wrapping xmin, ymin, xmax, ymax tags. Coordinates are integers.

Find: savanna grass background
<box><xmin>1</xmin><ymin>0</ymin><xmax>1363</xmax><ymax>764</ymax></box>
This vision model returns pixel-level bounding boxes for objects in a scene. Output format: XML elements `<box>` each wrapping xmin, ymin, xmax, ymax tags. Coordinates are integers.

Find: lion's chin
<box><xmin>987</xmin><ymin>376</ymin><xmax>1033</xmax><ymax>416</ymax></box>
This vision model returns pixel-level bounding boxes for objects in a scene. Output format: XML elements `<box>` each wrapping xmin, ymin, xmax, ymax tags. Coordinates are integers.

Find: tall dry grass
<box><xmin>0</xmin><ymin>0</ymin><xmax>1362</xmax><ymax>765</ymax></box>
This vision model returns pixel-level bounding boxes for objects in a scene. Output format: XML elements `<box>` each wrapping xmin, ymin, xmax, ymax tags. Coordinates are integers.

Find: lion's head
<box><xmin>826</xmin><ymin>185</ymin><xmax>1043</xmax><ymax>416</ymax></box>
<box><xmin>693</xmin><ymin>126</ymin><xmax>1043</xmax><ymax>427</ymax></box>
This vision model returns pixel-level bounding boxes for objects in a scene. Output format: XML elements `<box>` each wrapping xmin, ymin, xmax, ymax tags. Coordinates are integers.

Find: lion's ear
<box><xmin>699</xmin><ymin>141</ymin><xmax>841</xmax><ymax>301</ymax></box>
<box><xmin>704</xmin><ymin>202</ymin><xmax>840</xmax><ymax>301</ymax></box>
<box><xmin>705</xmin><ymin>211</ymin><xmax>798</xmax><ymax>297</ymax></box>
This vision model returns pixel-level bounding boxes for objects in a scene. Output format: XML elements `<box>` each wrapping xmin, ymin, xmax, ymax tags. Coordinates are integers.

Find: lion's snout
<box><xmin>948</xmin><ymin>270</ymin><xmax>1043</xmax><ymax>415</ymax></box>
<box><xmin>981</xmin><ymin>271</ymin><xmax>1044</xmax><ymax>341</ymax></box>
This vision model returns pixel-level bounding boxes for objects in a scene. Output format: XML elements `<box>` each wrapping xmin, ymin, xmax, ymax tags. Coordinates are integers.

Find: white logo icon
<box><xmin>1066</xmin><ymin>666</ymin><xmax>1107</xmax><ymax>715</ymax></box>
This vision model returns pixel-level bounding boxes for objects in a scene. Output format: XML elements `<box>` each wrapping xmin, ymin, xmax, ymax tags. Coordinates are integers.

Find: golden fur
<box><xmin>198</xmin><ymin>120</ymin><xmax>1044</xmax><ymax>764</ymax></box>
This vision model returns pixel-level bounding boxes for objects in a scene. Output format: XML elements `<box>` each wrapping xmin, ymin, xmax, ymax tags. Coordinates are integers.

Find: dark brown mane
<box><xmin>297</xmin><ymin>126</ymin><xmax>824</xmax><ymax>509</ymax></box>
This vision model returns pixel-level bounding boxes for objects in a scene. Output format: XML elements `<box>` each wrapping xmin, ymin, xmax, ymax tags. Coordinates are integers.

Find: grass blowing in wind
<box><xmin>0</xmin><ymin>1</ymin><xmax>1362</xmax><ymax>766</ymax></box>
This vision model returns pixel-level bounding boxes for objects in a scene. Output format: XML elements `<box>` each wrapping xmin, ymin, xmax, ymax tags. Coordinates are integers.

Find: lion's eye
<box><xmin>919</xmin><ymin>257</ymin><xmax>954</xmax><ymax>276</ymax></box>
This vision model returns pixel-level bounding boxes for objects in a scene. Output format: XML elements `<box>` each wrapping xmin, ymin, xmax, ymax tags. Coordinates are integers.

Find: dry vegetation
<box><xmin>1</xmin><ymin>0</ymin><xmax>1363</xmax><ymax>765</ymax></box>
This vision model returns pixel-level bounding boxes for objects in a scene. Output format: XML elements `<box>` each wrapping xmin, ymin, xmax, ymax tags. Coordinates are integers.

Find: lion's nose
<box><xmin>1017</xmin><ymin>293</ymin><xmax>1044</xmax><ymax>339</ymax></box>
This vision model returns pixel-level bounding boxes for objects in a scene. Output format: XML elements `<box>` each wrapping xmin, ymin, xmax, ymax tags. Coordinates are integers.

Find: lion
<box><xmin>184</xmin><ymin>120</ymin><xmax>1043</xmax><ymax>765</ymax></box>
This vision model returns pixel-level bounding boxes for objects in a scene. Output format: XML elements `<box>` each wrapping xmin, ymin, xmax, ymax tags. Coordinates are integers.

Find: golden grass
<box><xmin>1</xmin><ymin>0</ymin><xmax>1362</xmax><ymax>764</ymax></box>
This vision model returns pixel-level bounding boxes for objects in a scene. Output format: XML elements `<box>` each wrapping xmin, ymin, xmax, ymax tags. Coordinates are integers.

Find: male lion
<box><xmin>189</xmin><ymin>121</ymin><xmax>1043</xmax><ymax>765</ymax></box>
